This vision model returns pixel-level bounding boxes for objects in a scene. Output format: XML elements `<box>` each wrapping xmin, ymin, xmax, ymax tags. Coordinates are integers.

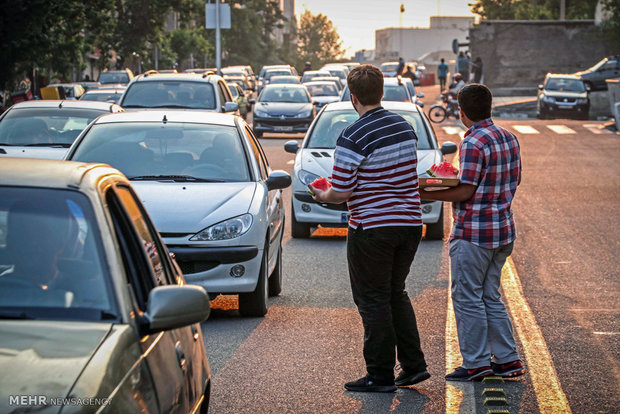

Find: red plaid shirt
<box><xmin>450</xmin><ymin>118</ymin><xmax>521</xmax><ymax>249</ymax></box>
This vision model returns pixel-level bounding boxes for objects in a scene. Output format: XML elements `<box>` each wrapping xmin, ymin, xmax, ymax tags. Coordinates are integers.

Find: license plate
<box><xmin>341</xmin><ymin>213</ymin><xmax>350</xmax><ymax>223</ymax></box>
<box><xmin>274</xmin><ymin>126</ymin><xmax>293</xmax><ymax>132</ymax></box>
<box><xmin>558</xmin><ymin>105</ymin><xmax>572</xmax><ymax>109</ymax></box>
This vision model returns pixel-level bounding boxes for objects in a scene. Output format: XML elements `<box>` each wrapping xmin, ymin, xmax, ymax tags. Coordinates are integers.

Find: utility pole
<box><xmin>216</xmin><ymin>0</ymin><xmax>221</xmax><ymax>74</ymax></box>
<box><xmin>560</xmin><ymin>0</ymin><xmax>566</xmax><ymax>20</ymax></box>
<box><xmin>400</xmin><ymin>4</ymin><xmax>405</xmax><ymax>57</ymax></box>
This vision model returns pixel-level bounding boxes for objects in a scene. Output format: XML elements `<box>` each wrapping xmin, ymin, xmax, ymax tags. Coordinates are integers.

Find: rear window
<box><xmin>121</xmin><ymin>81</ymin><xmax>216</xmax><ymax>109</ymax></box>
<box><xmin>98</xmin><ymin>72</ymin><xmax>130</xmax><ymax>84</ymax></box>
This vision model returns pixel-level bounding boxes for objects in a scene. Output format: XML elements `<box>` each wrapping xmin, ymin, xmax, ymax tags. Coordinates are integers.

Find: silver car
<box><xmin>284</xmin><ymin>101</ymin><xmax>457</xmax><ymax>240</ymax></box>
<box><xmin>0</xmin><ymin>158</ymin><xmax>211</xmax><ymax>413</ymax></box>
<box><xmin>66</xmin><ymin>110</ymin><xmax>291</xmax><ymax>316</ymax></box>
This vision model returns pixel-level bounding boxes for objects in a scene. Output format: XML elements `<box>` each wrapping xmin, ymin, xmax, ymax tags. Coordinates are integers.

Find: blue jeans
<box><xmin>449</xmin><ymin>239</ymin><xmax>519</xmax><ymax>368</ymax></box>
<box><xmin>347</xmin><ymin>225</ymin><xmax>426</xmax><ymax>382</ymax></box>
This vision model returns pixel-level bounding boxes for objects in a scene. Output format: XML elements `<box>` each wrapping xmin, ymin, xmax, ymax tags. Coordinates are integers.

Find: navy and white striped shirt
<box><xmin>331</xmin><ymin>106</ymin><xmax>422</xmax><ymax>229</ymax></box>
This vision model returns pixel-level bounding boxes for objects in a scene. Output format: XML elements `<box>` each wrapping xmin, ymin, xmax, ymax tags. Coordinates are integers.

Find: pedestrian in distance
<box><xmin>301</xmin><ymin>61</ymin><xmax>312</xmax><ymax>76</ymax></box>
<box><xmin>397</xmin><ymin>57</ymin><xmax>405</xmax><ymax>76</ymax></box>
<box><xmin>419</xmin><ymin>83</ymin><xmax>525</xmax><ymax>381</ymax></box>
<box><xmin>402</xmin><ymin>64</ymin><xmax>416</xmax><ymax>83</ymax></box>
<box><xmin>472</xmin><ymin>57</ymin><xmax>484</xmax><ymax>84</ymax></box>
<box><xmin>438</xmin><ymin>58</ymin><xmax>448</xmax><ymax>91</ymax></box>
<box><xmin>309</xmin><ymin>64</ymin><xmax>430</xmax><ymax>393</ymax></box>
<box><xmin>457</xmin><ymin>52</ymin><xmax>470</xmax><ymax>84</ymax></box>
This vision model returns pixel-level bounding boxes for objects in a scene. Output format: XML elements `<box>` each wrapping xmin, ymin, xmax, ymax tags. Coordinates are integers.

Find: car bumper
<box><xmin>539</xmin><ymin>102</ymin><xmax>589</xmax><ymax>116</ymax></box>
<box><xmin>167</xmin><ymin>245</ymin><xmax>262</xmax><ymax>294</ymax></box>
<box><xmin>253</xmin><ymin>118</ymin><xmax>313</xmax><ymax>134</ymax></box>
<box><xmin>292</xmin><ymin>191</ymin><xmax>443</xmax><ymax>226</ymax></box>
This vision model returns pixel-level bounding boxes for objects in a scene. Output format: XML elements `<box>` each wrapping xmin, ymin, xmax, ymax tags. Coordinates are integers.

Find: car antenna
<box><xmin>162</xmin><ymin>114</ymin><xmax>167</xmax><ymax>124</ymax></box>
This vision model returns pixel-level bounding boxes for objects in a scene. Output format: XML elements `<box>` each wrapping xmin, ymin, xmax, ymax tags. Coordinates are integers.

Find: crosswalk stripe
<box><xmin>513</xmin><ymin>125</ymin><xmax>539</xmax><ymax>134</ymax></box>
<box><xmin>547</xmin><ymin>125</ymin><xmax>576</xmax><ymax>134</ymax></box>
<box><xmin>583</xmin><ymin>124</ymin><xmax>611</xmax><ymax>134</ymax></box>
<box><xmin>442</xmin><ymin>126</ymin><xmax>462</xmax><ymax>135</ymax></box>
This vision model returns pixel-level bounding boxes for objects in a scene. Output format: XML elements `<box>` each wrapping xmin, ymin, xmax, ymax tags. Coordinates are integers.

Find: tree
<box><xmin>296</xmin><ymin>10</ymin><xmax>344</xmax><ymax>69</ymax></box>
<box><xmin>600</xmin><ymin>0</ymin><xmax>620</xmax><ymax>45</ymax></box>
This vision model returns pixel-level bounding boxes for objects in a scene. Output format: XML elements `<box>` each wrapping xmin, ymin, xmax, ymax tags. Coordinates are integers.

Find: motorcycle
<box><xmin>427</xmin><ymin>92</ymin><xmax>460</xmax><ymax>123</ymax></box>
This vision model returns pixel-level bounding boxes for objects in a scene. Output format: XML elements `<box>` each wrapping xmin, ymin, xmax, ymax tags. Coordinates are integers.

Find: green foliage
<box><xmin>600</xmin><ymin>0</ymin><xmax>620</xmax><ymax>47</ymax></box>
<box><xmin>296</xmin><ymin>10</ymin><xmax>344</xmax><ymax>69</ymax></box>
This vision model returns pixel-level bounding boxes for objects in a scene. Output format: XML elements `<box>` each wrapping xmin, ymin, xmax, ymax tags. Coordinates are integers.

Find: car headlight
<box><xmin>190</xmin><ymin>214</ymin><xmax>253</xmax><ymax>241</ymax></box>
<box><xmin>297</xmin><ymin>169</ymin><xmax>320</xmax><ymax>185</ymax></box>
<box><xmin>542</xmin><ymin>95</ymin><xmax>554</xmax><ymax>103</ymax></box>
<box><xmin>296</xmin><ymin>110</ymin><xmax>312</xmax><ymax>118</ymax></box>
<box><xmin>254</xmin><ymin>109</ymin><xmax>268</xmax><ymax>117</ymax></box>
<box><xmin>577</xmin><ymin>98</ymin><xmax>588</xmax><ymax>104</ymax></box>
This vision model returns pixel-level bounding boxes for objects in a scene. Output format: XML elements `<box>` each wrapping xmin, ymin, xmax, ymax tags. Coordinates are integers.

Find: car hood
<box><xmin>542</xmin><ymin>90</ymin><xmax>587</xmax><ymax>99</ymax></box>
<box><xmin>0</xmin><ymin>146</ymin><xmax>68</xmax><ymax>160</ymax></box>
<box><xmin>256</xmin><ymin>102</ymin><xmax>311</xmax><ymax>115</ymax></box>
<box><xmin>132</xmin><ymin>181</ymin><xmax>257</xmax><ymax>233</ymax></box>
<box><xmin>299</xmin><ymin>148</ymin><xmax>440</xmax><ymax>177</ymax></box>
<box><xmin>0</xmin><ymin>321</ymin><xmax>113</xmax><ymax>407</ymax></box>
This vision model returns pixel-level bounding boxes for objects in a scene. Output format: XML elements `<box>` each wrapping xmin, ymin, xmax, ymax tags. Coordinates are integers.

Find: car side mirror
<box><xmin>266</xmin><ymin>170</ymin><xmax>292</xmax><ymax>190</ymax></box>
<box><xmin>224</xmin><ymin>102</ymin><xmax>238</xmax><ymax>112</ymax></box>
<box><xmin>440</xmin><ymin>141</ymin><xmax>458</xmax><ymax>155</ymax></box>
<box><xmin>417</xmin><ymin>92</ymin><xmax>425</xmax><ymax>98</ymax></box>
<box><xmin>284</xmin><ymin>140</ymin><xmax>299</xmax><ymax>154</ymax></box>
<box><xmin>585</xmin><ymin>83</ymin><xmax>591</xmax><ymax>92</ymax></box>
<box><xmin>144</xmin><ymin>285</ymin><xmax>210</xmax><ymax>333</ymax></box>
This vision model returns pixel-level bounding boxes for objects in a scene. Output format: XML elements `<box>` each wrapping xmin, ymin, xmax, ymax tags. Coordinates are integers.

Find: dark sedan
<box><xmin>251</xmin><ymin>84</ymin><xmax>316</xmax><ymax>138</ymax></box>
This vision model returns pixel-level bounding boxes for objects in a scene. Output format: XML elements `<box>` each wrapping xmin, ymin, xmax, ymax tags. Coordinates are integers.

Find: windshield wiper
<box><xmin>0</xmin><ymin>310</ymin><xmax>36</xmax><ymax>320</ymax></box>
<box><xmin>149</xmin><ymin>104</ymin><xmax>195</xmax><ymax>109</ymax></box>
<box><xmin>128</xmin><ymin>175</ymin><xmax>224</xmax><ymax>182</ymax></box>
<box><xmin>121</xmin><ymin>104</ymin><xmax>148</xmax><ymax>108</ymax></box>
<box><xmin>0</xmin><ymin>142</ymin><xmax>15</xmax><ymax>146</ymax></box>
<box><xmin>25</xmin><ymin>143</ymin><xmax>71</xmax><ymax>148</ymax></box>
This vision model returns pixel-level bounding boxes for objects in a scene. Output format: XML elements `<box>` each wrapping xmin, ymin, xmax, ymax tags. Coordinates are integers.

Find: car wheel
<box><xmin>291</xmin><ymin>202</ymin><xmax>311</xmax><ymax>238</ymax></box>
<box><xmin>425</xmin><ymin>205</ymin><xmax>444</xmax><ymax>240</ymax></box>
<box><xmin>268</xmin><ymin>243</ymin><xmax>283</xmax><ymax>296</ymax></box>
<box><xmin>238</xmin><ymin>246</ymin><xmax>268</xmax><ymax>317</ymax></box>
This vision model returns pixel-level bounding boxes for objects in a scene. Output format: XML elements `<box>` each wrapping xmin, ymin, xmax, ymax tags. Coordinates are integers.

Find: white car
<box><xmin>0</xmin><ymin>100</ymin><xmax>123</xmax><ymax>160</ymax></box>
<box><xmin>284</xmin><ymin>101</ymin><xmax>457</xmax><ymax>239</ymax></box>
<box><xmin>66</xmin><ymin>110</ymin><xmax>291</xmax><ymax>316</ymax></box>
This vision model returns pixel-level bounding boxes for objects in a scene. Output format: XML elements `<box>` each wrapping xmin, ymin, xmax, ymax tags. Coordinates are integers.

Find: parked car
<box><xmin>284</xmin><ymin>101</ymin><xmax>456</xmax><ymax>239</ymax></box>
<box><xmin>97</xmin><ymin>68</ymin><xmax>134</xmax><ymax>86</ymax></box>
<box><xmin>537</xmin><ymin>73</ymin><xmax>590</xmax><ymax>120</ymax></box>
<box><xmin>65</xmin><ymin>110</ymin><xmax>291</xmax><ymax>316</ymax></box>
<box><xmin>303</xmin><ymin>81</ymin><xmax>341</xmax><ymax>112</ymax></box>
<box><xmin>0</xmin><ymin>158</ymin><xmax>211</xmax><ymax>413</ymax></box>
<box><xmin>79</xmin><ymin>87</ymin><xmax>126</xmax><ymax>103</ymax></box>
<box><xmin>119</xmin><ymin>72</ymin><xmax>238</xmax><ymax>114</ymax></box>
<box><xmin>574</xmin><ymin>55</ymin><xmax>620</xmax><ymax>91</ymax></box>
<box><xmin>340</xmin><ymin>77</ymin><xmax>413</xmax><ymax>103</ymax></box>
<box><xmin>252</xmin><ymin>84</ymin><xmax>316</xmax><ymax>138</ymax></box>
<box><xmin>0</xmin><ymin>100</ymin><xmax>123</xmax><ymax>160</ymax></box>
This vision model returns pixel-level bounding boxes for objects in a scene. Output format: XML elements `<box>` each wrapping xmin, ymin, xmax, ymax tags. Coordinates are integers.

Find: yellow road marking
<box><xmin>502</xmin><ymin>258</ymin><xmax>572</xmax><ymax>413</ymax></box>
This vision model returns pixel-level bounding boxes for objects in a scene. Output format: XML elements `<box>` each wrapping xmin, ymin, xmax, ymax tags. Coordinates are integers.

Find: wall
<box><xmin>469</xmin><ymin>20</ymin><xmax>618</xmax><ymax>95</ymax></box>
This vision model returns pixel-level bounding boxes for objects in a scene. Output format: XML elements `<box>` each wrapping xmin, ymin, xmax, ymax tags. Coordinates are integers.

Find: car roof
<box><xmin>323</xmin><ymin>100</ymin><xmax>419</xmax><ymax>112</ymax></box>
<box><xmin>0</xmin><ymin>158</ymin><xmax>123</xmax><ymax>189</ymax></box>
<box><xmin>83</xmin><ymin>88</ymin><xmax>126</xmax><ymax>93</ymax></box>
<box><xmin>91</xmin><ymin>110</ymin><xmax>238</xmax><ymax>126</ymax></box>
<box><xmin>8</xmin><ymin>100</ymin><xmax>122</xmax><ymax>111</ymax></box>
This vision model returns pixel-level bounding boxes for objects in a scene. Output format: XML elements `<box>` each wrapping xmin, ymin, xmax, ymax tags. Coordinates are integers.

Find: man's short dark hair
<box><xmin>347</xmin><ymin>64</ymin><xmax>383</xmax><ymax>106</ymax></box>
<box><xmin>457</xmin><ymin>83</ymin><xmax>492</xmax><ymax>122</ymax></box>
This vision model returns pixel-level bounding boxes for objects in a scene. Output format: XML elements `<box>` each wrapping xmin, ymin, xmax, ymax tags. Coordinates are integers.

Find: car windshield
<box><xmin>545</xmin><ymin>78</ymin><xmax>586</xmax><ymax>92</ymax></box>
<box><xmin>306</xmin><ymin>109</ymin><xmax>433</xmax><ymax>150</ymax></box>
<box><xmin>121</xmin><ymin>81</ymin><xmax>216</xmax><ymax>109</ymax></box>
<box><xmin>0</xmin><ymin>107</ymin><xmax>105</xmax><ymax>146</ymax></box>
<box><xmin>306</xmin><ymin>83</ymin><xmax>339</xmax><ymax>97</ymax></box>
<box><xmin>341</xmin><ymin>85</ymin><xmax>409</xmax><ymax>102</ymax></box>
<box><xmin>270</xmin><ymin>76</ymin><xmax>300</xmax><ymax>84</ymax></box>
<box><xmin>71</xmin><ymin>122</ymin><xmax>250</xmax><ymax>182</ymax></box>
<box><xmin>381</xmin><ymin>63</ymin><xmax>399</xmax><ymax>72</ymax></box>
<box><xmin>81</xmin><ymin>91</ymin><xmax>122</xmax><ymax>102</ymax></box>
<box><xmin>0</xmin><ymin>187</ymin><xmax>116</xmax><ymax>321</ymax></box>
<box><xmin>259</xmin><ymin>87</ymin><xmax>310</xmax><ymax>103</ymax></box>
<box><xmin>98</xmin><ymin>72</ymin><xmax>129</xmax><ymax>84</ymax></box>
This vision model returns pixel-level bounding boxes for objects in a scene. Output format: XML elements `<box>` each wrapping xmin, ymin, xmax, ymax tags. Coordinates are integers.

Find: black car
<box><xmin>537</xmin><ymin>74</ymin><xmax>590</xmax><ymax>120</ymax></box>
<box><xmin>574</xmin><ymin>56</ymin><xmax>620</xmax><ymax>91</ymax></box>
<box><xmin>251</xmin><ymin>84</ymin><xmax>316</xmax><ymax>138</ymax></box>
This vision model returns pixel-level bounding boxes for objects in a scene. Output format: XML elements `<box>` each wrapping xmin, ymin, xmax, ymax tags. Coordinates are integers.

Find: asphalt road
<box><xmin>201</xmin><ymin>88</ymin><xmax>620</xmax><ymax>413</ymax></box>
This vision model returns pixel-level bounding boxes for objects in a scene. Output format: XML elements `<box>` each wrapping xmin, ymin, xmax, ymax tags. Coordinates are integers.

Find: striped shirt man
<box><xmin>331</xmin><ymin>106</ymin><xmax>422</xmax><ymax>229</ymax></box>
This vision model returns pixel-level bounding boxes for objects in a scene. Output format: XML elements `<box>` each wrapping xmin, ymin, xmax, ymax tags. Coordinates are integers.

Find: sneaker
<box><xmin>395</xmin><ymin>369</ymin><xmax>431</xmax><ymax>386</ymax></box>
<box><xmin>344</xmin><ymin>375</ymin><xmax>396</xmax><ymax>393</ymax></box>
<box><xmin>445</xmin><ymin>366</ymin><xmax>493</xmax><ymax>382</ymax></box>
<box><xmin>491</xmin><ymin>360</ymin><xmax>525</xmax><ymax>378</ymax></box>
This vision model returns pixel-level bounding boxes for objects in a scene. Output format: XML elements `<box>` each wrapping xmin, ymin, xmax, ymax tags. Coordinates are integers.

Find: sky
<box><xmin>295</xmin><ymin>0</ymin><xmax>477</xmax><ymax>57</ymax></box>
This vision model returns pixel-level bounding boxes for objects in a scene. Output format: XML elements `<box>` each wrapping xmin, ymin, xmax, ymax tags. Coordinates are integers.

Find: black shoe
<box><xmin>395</xmin><ymin>369</ymin><xmax>431</xmax><ymax>386</ymax></box>
<box><xmin>445</xmin><ymin>366</ymin><xmax>493</xmax><ymax>382</ymax></box>
<box><xmin>344</xmin><ymin>375</ymin><xmax>396</xmax><ymax>393</ymax></box>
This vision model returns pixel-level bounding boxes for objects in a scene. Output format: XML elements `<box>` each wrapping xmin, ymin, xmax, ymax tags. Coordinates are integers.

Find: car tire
<box><xmin>268</xmin><ymin>243</ymin><xmax>282</xmax><ymax>297</ymax></box>
<box><xmin>291</xmin><ymin>203</ymin><xmax>311</xmax><ymax>238</ymax></box>
<box><xmin>238</xmin><ymin>246</ymin><xmax>269</xmax><ymax>317</ymax></box>
<box><xmin>425</xmin><ymin>205</ymin><xmax>444</xmax><ymax>240</ymax></box>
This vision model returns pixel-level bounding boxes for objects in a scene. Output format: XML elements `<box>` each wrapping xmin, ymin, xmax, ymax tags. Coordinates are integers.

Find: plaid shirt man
<box><xmin>450</xmin><ymin>118</ymin><xmax>521</xmax><ymax>249</ymax></box>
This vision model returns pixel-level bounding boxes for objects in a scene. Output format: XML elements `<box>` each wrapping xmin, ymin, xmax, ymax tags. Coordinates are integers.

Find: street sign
<box><xmin>205</xmin><ymin>3</ymin><xmax>231</xmax><ymax>29</ymax></box>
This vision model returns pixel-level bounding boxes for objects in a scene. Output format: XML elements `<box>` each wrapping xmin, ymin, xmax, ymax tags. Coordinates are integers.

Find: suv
<box><xmin>537</xmin><ymin>74</ymin><xmax>590</xmax><ymax>120</ymax></box>
<box><xmin>575</xmin><ymin>56</ymin><xmax>620</xmax><ymax>91</ymax></box>
<box><xmin>97</xmin><ymin>68</ymin><xmax>134</xmax><ymax>86</ymax></box>
<box><xmin>119</xmin><ymin>72</ymin><xmax>238</xmax><ymax>113</ymax></box>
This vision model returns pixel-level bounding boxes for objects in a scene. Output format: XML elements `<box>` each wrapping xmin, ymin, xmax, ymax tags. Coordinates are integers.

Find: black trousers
<box><xmin>347</xmin><ymin>224</ymin><xmax>427</xmax><ymax>382</ymax></box>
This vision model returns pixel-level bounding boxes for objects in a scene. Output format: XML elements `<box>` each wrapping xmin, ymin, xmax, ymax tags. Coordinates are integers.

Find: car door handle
<box><xmin>175</xmin><ymin>341</ymin><xmax>187</xmax><ymax>371</ymax></box>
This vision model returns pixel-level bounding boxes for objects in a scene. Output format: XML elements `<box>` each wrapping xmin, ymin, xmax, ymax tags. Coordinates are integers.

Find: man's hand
<box><xmin>419</xmin><ymin>183</ymin><xmax>477</xmax><ymax>202</ymax></box>
<box><xmin>310</xmin><ymin>185</ymin><xmax>352</xmax><ymax>204</ymax></box>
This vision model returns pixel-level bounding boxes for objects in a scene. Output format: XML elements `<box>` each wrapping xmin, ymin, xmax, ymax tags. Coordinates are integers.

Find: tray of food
<box><xmin>419</xmin><ymin>162</ymin><xmax>460</xmax><ymax>189</ymax></box>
